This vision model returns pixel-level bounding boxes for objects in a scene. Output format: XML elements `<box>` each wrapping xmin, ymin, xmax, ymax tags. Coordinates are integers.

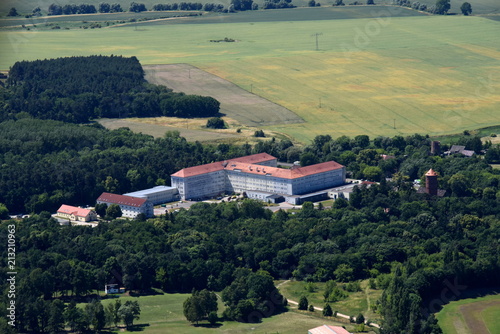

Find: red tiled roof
<box><xmin>309</xmin><ymin>325</ymin><xmax>351</xmax><ymax>334</ymax></box>
<box><xmin>171</xmin><ymin>154</ymin><xmax>344</xmax><ymax>180</ymax></box>
<box><xmin>226</xmin><ymin>161</ymin><xmax>344</xmax><ymax>179</ymax></box>
<box><xmin>171</xmin><ymin>161</ymin><xmax>226</xmax><ymax>178</ymax></box>
<box><xmin>231</xmin><ymin>153</ymin><xmax>276</xmax><ymax>164</ymax></box>
<box><xmin>57</xmin><ymin>204</ymin><xmax>92</xmax><ymax>218</ymax></box>
<box><xmin>426</xmin><ymin>169</ymin><xmax>438</xmax><ymax>176</ymax></box>
<box><xmin>97</xmin><ymin>192</ymin><xmax>147</xmax><ymax>207</ymax></box>
<box><xmin>171</xmin><ymin>153</ymin><xmax>278</xmax><ymax>178</ymax></box>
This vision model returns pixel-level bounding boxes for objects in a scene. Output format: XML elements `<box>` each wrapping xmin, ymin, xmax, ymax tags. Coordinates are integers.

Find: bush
<box><xmin>345</xmin><ymin>281</ymin><xmax>362</xmax><ymax>292</ymax></box>
<box><xmin>254</xmin><ymin>130</ymin><xmax>265</xmax><ymax>137</ymax></box>
<box><xmin>206</xmin><ymin>117</ymin><xmax>225</xmax><ymax>129</ymax></box>
<box><xmin>356</xmin><ymin>313</ymin><xmax>365</xmax><ymax>324</ymax></box>
<box><xmin>208</xmin><ymin>311</ymin><xmax>218</xmax><ymax>325</ymax></box>
<box><xmin>322</xmin><ymin>304</ymin><xmax>333</xmax><ymax>316</ymax></box>
<box><xmin>308</xmin><ymin>304</ymin><xmax>314</xmax><ymax>312</ymax></box>
<box><xmin>298</xmin><ymin>296</ymin><xmax>308</xmax><ymax>310</ymax></box>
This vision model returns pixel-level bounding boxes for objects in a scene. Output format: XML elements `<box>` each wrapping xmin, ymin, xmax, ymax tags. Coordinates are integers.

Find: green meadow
<box><xmin>436</xmin><ymin>293</ymin><xmax>500</xmax><ymax>334</ymax></box>
<box><xmin>277</xmin><ymin>280</ymin><xmax>382</xmax><ymax>323</ymax></box>
<box><xmin>86</xmin><ymin>292</ymin><xmax>362</xmax><ymax>333</ymax></box>
<box><xmin>1</xmin><ymin>7</ymin><xmax>499</xmax><ymax>142</ymax></box>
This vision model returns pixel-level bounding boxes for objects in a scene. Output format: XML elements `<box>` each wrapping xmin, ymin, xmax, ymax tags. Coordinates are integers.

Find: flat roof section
<box><xmin>124</xmin><ymin>186</ymin><xmax>178</xmax><ymax>197</ymax></box>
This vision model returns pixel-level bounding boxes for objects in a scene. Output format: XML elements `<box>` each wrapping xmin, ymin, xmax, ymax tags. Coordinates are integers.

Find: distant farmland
<box><xmin>1</xmin><ymin>7</ymin><xmax>499</xmax><ymax>142</ymax></box>
<box><xmin>144</xmin><ymin>64</ymin><xmax>304</xmax><ymax>127</ymax></box>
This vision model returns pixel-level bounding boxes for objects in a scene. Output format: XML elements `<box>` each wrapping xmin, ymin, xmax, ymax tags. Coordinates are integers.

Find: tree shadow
<box><xmin>193</xmin><ymin>323</ymin><xmax>223</xmax><ymax>328</ymax></box>
<box><xmin>129</xmin><ymin>289</ymin><xmax>164</xmax><ymax>297</ymax></box>
<box><xmin>458</xmin><ymin>287</ymin><xmax>500</xmax><ymax>299</ymax></box>
<box><xmin>125</xmin><ymin>323</ymin><xmax>150</xmax><ymax>332</ymax></box>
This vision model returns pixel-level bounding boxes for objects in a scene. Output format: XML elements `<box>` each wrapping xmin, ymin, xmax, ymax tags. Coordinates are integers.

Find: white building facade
<box><xmin>171</xmin><ymin>153</ymin><xmax>346</xmax><ymax>204</ymax></box>
<box><xmin>124</xmin><ymin>186</ymin><xmax>180</xmax><ymax>205</ymax></box>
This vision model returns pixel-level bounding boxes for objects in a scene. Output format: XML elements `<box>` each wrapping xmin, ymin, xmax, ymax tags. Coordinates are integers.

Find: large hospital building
<box><xmin>171</xmin><ymin>153</ymin><xmax>346</xmax><ymax>204</ymax></box>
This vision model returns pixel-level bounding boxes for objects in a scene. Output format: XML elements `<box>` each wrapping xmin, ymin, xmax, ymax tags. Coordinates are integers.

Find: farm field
<box><xmin>436</xmin><ymin>292</ymin><xmax>500</xmax><ymax>334</ymax></box>
<box><xmin>1</xmin><ymin>0</ymin><xmax>498</xmax><ymax>16</ymax></box>
<box><xmin>0</xmin><ymin>6</ymin><xmax>428</xmax><ymax>29</ymax></box>
<box><xmin>87</xmin><ymin>292</ymin><xmax>363</xmax><ymax>333</ymax></box>
<box><xmin>144</xmin><ymin>64</ymin><xmax>304</xmax><ymax>127</ymax></box>
<box><xmin>1</xmin><ymin>7</ymin><xmax>499</xmax><ymax>142</ymax></box>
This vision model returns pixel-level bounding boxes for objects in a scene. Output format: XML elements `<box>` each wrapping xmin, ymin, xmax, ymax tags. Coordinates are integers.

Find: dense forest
<box><xmin>1</xmin><ymin>56</ymin><xmax>220</xmax><ymax>123</ymax></box>
<box><xmin>0</xmin><ymin>121</ymin><xmax>499</xmax><ymax>332</ymax></box>
<box><xmin>0</xmin><ymin>150</ymin><xmax>499</xmax><ymax>331</ymax></box>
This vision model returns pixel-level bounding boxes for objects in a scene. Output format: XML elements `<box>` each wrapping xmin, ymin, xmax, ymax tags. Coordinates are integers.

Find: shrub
<box><xmin>254</xmin><ymin>130</ymin><xmax>265</xmax><ymax>137</ymax></box>
<box><xmin>298</xmin><ymin>296</ymin><xmax>308</xmax><ymax>310</ymax></box>
<box><xmin>206</xmin><ymin>117</ymin><xmax>225</xmax><ymax>129</ymax></box>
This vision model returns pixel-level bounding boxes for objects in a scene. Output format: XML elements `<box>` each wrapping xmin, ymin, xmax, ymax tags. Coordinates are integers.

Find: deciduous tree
<box><xmin>435</xmin><ymin>0</ymin><xmax>450</xmax><ymax>14</ymax></box>
<box><xmin>460</xmin><ymin>2</ymin><xmax>472</xmax><ymax>15</ymax></box>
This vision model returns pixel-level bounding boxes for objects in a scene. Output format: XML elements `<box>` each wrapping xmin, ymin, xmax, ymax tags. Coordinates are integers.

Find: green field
<box><xmin>436</xmin><ymin>293</ymin><xmax>500</xmax><ymax>334</ymax></box>
<box><xmin>1</xmin><ymin>7</ymin><xmax>499</xmax><ymax>143</ymax></box>
<box><xmin>1</xmin><ymin>0</ymin><xmax>498</xmax><ymax>16</ymax></box>
<box><xmin>86</xmin><ymin>292</ymin><xmax>364</xmax><ymax>333</ymax></box>
<box><xmin>277</xmin><ymin>280</ymin><xmax>382</xmax><ymax>323</ymax></box>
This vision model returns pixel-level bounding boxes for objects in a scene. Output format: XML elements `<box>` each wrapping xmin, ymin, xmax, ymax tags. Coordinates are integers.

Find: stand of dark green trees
<box><xmin>1</xmin><ymin>56</ymin><xmax>220</xmax><ymax>123</ymax></box>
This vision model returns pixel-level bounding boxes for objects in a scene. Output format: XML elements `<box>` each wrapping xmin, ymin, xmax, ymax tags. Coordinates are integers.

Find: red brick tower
<box><xmin>425</xmin><ymin>169</ymin><xmax>438</xmax><ymax>196</ymax></box>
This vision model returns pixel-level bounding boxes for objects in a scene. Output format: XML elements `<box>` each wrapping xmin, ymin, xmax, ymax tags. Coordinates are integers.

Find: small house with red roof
<box><xmin>96</xmin><ymin>193</ymin><xmax>154</xmax><ymax>218</ymax></box>
<box><xmin>57</xmin><ymin>205</ymin><xmax>97</xmax><ymax>222</ymax></box>
<box><xmin>308</xmin><ymin>325</ymin><xmax>351</xmax><ymax>334</ymax></box>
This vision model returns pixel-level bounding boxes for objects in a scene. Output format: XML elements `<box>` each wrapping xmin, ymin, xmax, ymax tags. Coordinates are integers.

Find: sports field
<box><xmin>1</xmin><ymin>7</ymin><xmax>499</xmax><ymax>142</ymax></box>
<box><xmin>436</xmin><ymin>293</ymin><xmax>500</xmax><ymax>334</ymax></box>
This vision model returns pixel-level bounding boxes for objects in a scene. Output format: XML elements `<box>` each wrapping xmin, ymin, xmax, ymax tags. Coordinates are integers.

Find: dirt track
<box><xmin>143</xmin><ymin>64</ymin><xmax>304</xmax><ymax>127</ymax></box>
<box><xmin>459</xmin><ymin>300</ymin><xmax>500</xmax><ymax>334</ymax></box>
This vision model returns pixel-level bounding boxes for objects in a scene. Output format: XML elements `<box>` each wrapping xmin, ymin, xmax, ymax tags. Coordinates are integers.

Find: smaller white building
<box><xmin>96</xmin><ymin>192</ymin><xmax>154</xmax><ymax>218</ymax></box>
<box><xmin>105</xmin><ymin>284</ymin><xmax>120</xmax><ymax>294</ymax></box>
<box><xmin>124</xmin><ymin>186</ymin><xmax>180</xmax><ymax>205</ymax></box>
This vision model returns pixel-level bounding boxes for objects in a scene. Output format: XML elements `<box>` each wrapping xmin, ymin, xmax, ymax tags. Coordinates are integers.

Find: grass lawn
<box><xmin>80</xmin><ymin>291</ymin><xmax>367</xmax><ymax>333</ymax></box>
<box><xmin>1</xmin><ymin>9</ymin><xmax>499</xmax><ymax>142</ymax></box>
<box><xmin>277</xmin><ymin>280</ymin><xmax>382</xmax><ymax>323</ymax></box>
<box><xmin>436</xmin><ymin>292</ymin><xmax>500</xmax><ymax>334</ymax></box>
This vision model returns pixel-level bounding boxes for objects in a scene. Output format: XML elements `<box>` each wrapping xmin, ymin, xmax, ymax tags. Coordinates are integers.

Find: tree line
<box><xmin>1</xmin><ymin>56</ymin><xmax>220</xmax><ymax>123</ymax></box>
<box><xmin>393</xmin><ymin>0</ymin><xmax>472</xmax><ymax>16</ymax></box>
<box><xmin>40</xmin><ymin>1</ymin><xmax>259</xmax><ymax>16</ymax></box>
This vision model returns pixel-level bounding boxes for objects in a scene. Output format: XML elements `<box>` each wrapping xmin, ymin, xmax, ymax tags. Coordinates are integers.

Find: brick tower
<box><xmin>425</xmin><ymin>169</ymin><xmax>438</xmax><ymax>196</ymax></box>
